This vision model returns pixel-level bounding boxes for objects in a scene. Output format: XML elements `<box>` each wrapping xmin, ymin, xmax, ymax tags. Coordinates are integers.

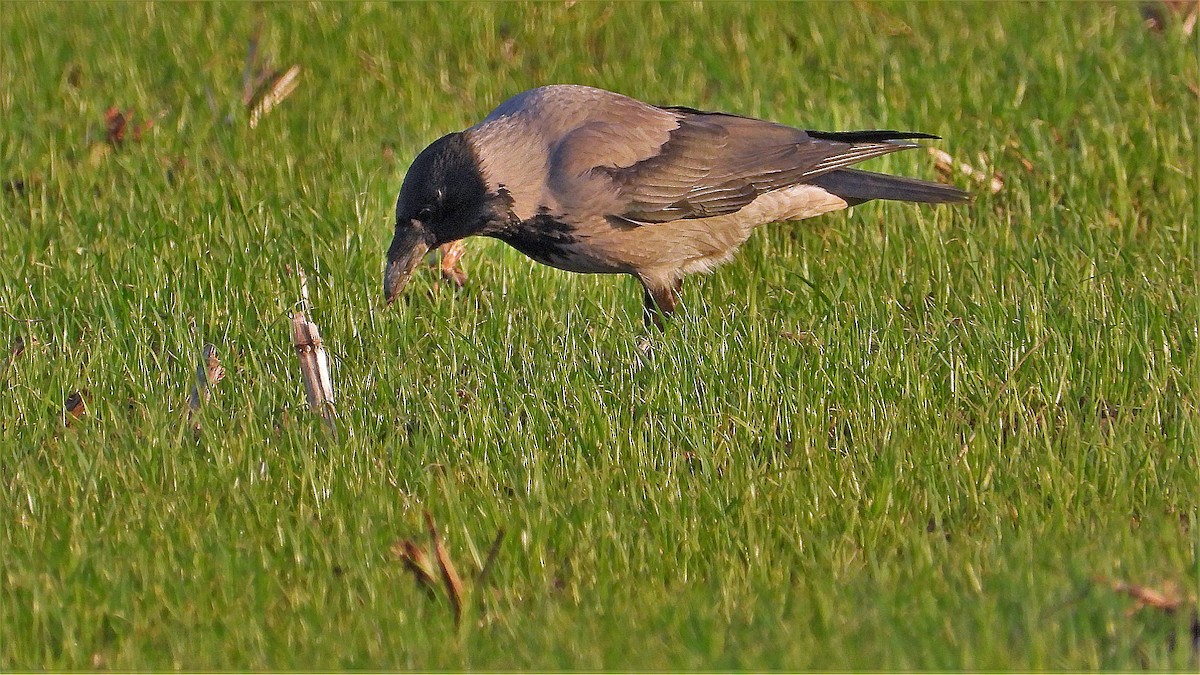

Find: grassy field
<box><xmin>2</xmin><ymin>1</ymin><xmax>1198</xmax><ymax>670</ymax></box>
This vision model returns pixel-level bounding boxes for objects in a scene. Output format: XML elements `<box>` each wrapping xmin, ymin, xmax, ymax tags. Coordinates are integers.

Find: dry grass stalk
<box><xmin>187</xmin><ymin>343</ymin><xmax>225</xmax><ymax>412</ymax></box>
<box><xmin>1004</xmin><ymin>139</ymin><xmax>1036</xmax><ymax>173</ymax></box>
<box><xmin>291</xmin><ymin>310</ymin><xmax>335</xmax><ymax>414</ymax></box>
<box><xmin>426</xmin><ymin>512</ymin><xmax>466</xmax><ymax>624</ymax></box>
<box><xmin>290</xmin><ymin>269</ymin><xmax>336</xmax><ymax>435</ymax></box>
<box><xmin>929</xmin><ymin>147</ymin><xmax>1004</xmax><ymax>194</ymax></box>
<box><xmin>477</xmin><ymin>528</ymin><xmax>506</xmax><ymax>589</ymax></box>
<box><xmin>393</xmin><ymin>514</ymin><xmax>505</xmax><ymax>626</ymax></box>
<box><xmin>240</xmin><ymin>20</ymin><xmax>302</xmax><ymax>129</ymax></box>
<box><xmin>248</xmin><ymin>65</ymin><xmax>301</xmax><ymax>129</ymax></box>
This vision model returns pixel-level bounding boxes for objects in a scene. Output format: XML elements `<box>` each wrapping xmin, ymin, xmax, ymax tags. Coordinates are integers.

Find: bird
<box><xmin>383</xmin><ymin>84</ymin><xmax>970</xmax><ymax>327</ymax></box>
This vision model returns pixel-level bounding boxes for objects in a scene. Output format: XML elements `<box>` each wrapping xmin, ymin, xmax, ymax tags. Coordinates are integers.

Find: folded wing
<box><xmin>551</xmin><ymin>105</ymin><xmax>949</xmax><ymax>226</ymax></box>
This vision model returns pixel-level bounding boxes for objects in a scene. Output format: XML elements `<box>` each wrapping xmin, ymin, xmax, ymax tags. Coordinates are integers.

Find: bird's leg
<box><xmin>640</xmin><ymin>278</ymin><xmax>683</xmax><ymax>330</ymax></box>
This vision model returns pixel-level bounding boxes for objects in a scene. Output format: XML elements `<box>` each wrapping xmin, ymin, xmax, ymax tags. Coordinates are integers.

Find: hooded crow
<box><xmin>384</xmin><ymin>85</ymin><xmax>970</xmax><ymax>326</ymax></box>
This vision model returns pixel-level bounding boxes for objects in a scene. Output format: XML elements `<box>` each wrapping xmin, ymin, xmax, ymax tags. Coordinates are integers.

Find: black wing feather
<box><xmin>600</xmin><ymin>110</ymin><xmax>936</xmax><ymax>225</ymax></box>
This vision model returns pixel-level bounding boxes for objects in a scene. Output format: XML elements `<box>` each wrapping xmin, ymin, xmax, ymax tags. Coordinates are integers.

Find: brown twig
<box><xmin>476</xmin><ymin>528</ymin><xmax>506</xmax><ymax>588</ymax></box>
<box><xmin>929</xmin><ymin>147</ymin><xmax>1004</xmax><ymax>194</ymax></box>
<box><xmin>426</xmin><ymin>512</ymin><xmax>465</xmax><ymax>625</ymax></box>
<box><xmin>0</xmin><ymin>308</ymin><xmax>46</xmax><ymax>324</ymax></box>
<box><xmin>394</xmin><ymin>516</ymin><xmax>506</xmax><ymax>626</ymax></box>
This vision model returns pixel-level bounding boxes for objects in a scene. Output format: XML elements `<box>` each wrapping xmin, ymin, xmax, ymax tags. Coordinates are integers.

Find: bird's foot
<box><xmin>437</xmin><ymin>241</ymin><xmax>468</xmax><ymax>288</ymax></box>
<box><xmin>426</xmin><ymin>242</ymin><xmax>468</xmax><ymax>296</ymax></box>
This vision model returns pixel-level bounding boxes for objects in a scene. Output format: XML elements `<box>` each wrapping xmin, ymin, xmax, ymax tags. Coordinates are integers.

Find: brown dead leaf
<box><xmin>392</xmin><ymin>539</ymin><xmax>439</xmax><ymax>594</ymax></box>
<box><xmin>64</xmin><ymin>390</ymin><xmax>87</xmax><ymax>424</ymax></box>
<box><xmin>104</xmin><ymin>107</ymin><xmax>153</xmax><ymax>148</ymax></box>
<box><xmin>1100</xmin><ymin>576</ymin><xmax>1200</xmax><ymax>654</ymax></box>
<box><xmin>238</xmin><ymin>20</ymin><xmax>302</xmax><ymax>129</ymax></box>
<box><xmin>1100</xmin><ymin>576</ymin><xmax>1195</xmax><ymax>614</ymax></box>
<box><xmin>455</xmin><ymin>388</ymin><xmax>475</xmax><ymax>410</ymax></box>
<box><xmin>1142</xmin><ymin>1</ymin><xmax>1199</xmax><ymax>34</ymax></box>
<box><xmin>105</xmin><ymin>107</ymin><xmax>129</xmax><ymax>146</ymax></box>
<box><xmin>66</xmin><ymin>64</ymin><xmax>83</xmax><ymax>88</ymax></box>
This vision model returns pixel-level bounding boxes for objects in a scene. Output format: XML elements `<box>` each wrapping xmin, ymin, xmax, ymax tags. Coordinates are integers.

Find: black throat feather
<box><xmin>491</xmin><ymin>209</ymin><xmax>579</xmax><ymax>268</ymax></box>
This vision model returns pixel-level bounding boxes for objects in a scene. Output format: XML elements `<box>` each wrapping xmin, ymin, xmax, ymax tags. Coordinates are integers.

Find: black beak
<box><xmin>383</xmin><ymin>220</ymin><xmax>431</xmax><ymax>305</ymax></box>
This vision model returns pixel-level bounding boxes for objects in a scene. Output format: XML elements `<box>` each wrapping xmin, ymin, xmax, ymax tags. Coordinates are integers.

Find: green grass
<box><xmin>2</xmin><ymin>1</ymin><xmax>1198</xmax><ymax>670</ymax></box>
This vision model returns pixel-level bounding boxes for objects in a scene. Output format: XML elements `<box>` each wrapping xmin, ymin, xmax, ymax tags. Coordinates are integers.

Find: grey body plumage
<box><xmin>384</xmin><ymin>85</ymin><xmax>969</xmax><ymax>326</ymax></box>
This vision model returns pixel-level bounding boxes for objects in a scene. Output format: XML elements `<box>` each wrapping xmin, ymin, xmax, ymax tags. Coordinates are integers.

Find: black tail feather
<box><xmin>811</xmin><ymin>168</ymin><xmax>971</xmax><ymax>205</ymax></box>
<box><xmin>807</xmin><ymin>129</ymin><xmax>942</xmax><ymax>143</ymax></box>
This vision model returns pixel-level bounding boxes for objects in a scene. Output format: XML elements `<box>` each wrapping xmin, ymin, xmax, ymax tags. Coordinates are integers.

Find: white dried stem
<box><xmin>291</xmin><ymin>310</ymin><xmax>335</xmax><ymax>415</ymax></box>
<box><xmin>249</xmin><ymin>65</ymin><xmax>301</xmax><ymax>129</ymax></box>
<box><xmin>928</xmin><ymin>147</ymin><xmax>1004</xmax><ymax>194</ymax></box>
<box><xmin>297</xmin><ymin>266</ymin><xmax>311</xmax><ymax>309</ymax></box>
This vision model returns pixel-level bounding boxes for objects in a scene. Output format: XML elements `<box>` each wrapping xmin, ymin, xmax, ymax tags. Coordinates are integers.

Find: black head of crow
<box><xmin>383</xmin><ymin>132</ymin><xmax>507</xmax><ymax>298</ymax></box>
<box><xmin>384</xmin><ymin>85</ymin><xmax>970</xmax><ymax>326</ymax></box>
